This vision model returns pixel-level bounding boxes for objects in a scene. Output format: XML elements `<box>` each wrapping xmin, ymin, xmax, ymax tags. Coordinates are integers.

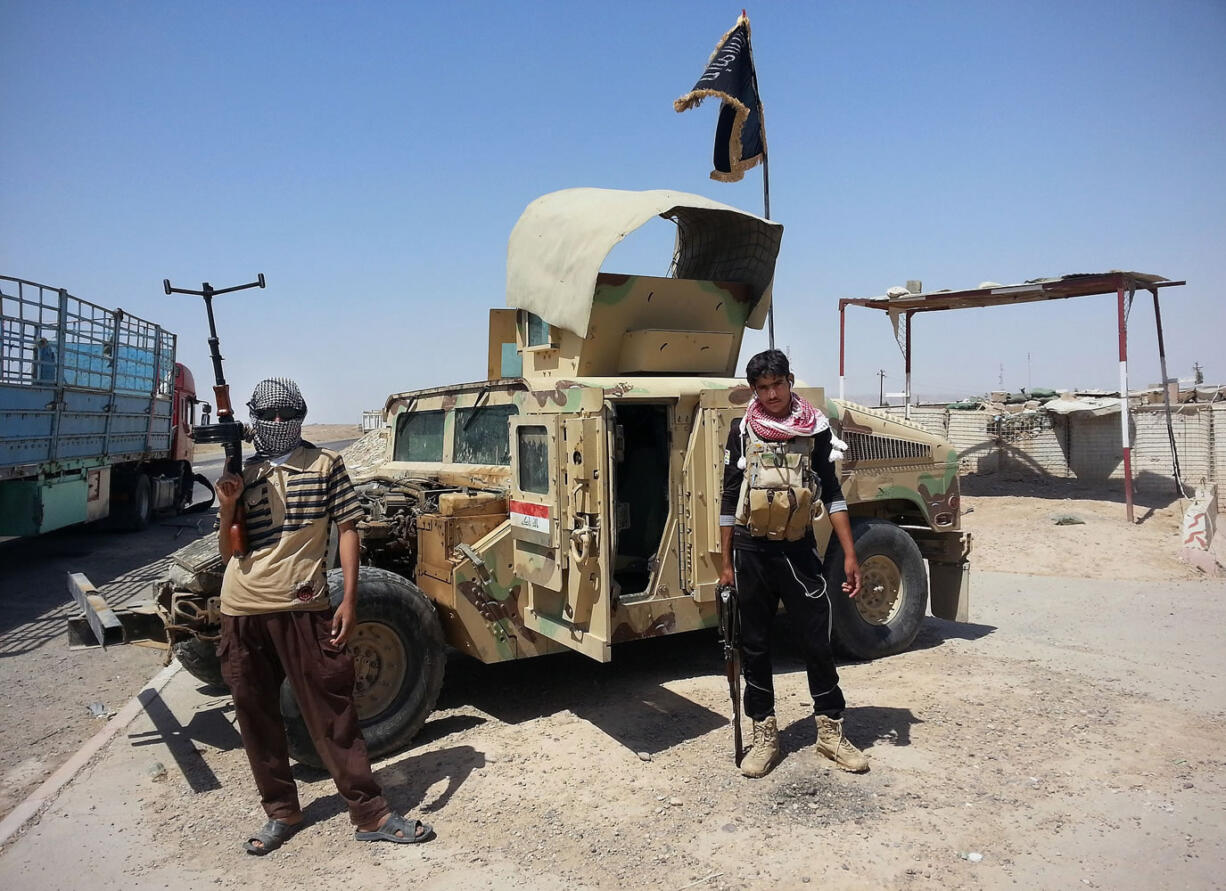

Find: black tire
<box><xmin>824</xmin><ymin>518</ymin><xmax>927</xmax><ymax>660</ymax></box>
<box><xmin>116</xmin><ymin>474</ymin><xmax>153</xmax><ymax>531</ymax></box>
<box><xmin>281</xmin><ymin>566</ymin><xmax>445</xmax><ymax>768</ymax></box>
<box><xmin>172</xmin><ymin>636</ymin><xmax>227</xmax><ymax>689</ymax></box>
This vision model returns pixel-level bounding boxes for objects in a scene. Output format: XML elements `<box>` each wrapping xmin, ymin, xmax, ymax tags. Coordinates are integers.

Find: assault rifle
<box><xmin>716</xmin><ymin>583</ymin><xmax>744</xmax><ymax>766</ymax></box>
<box><xmin>164</xmin><ymin>274</ymin><xmax>266</xmax><ymax>557</ymax></box>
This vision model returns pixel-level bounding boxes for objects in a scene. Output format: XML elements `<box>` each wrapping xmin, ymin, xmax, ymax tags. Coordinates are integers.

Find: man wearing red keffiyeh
<box><xmin>719</xmin><ymin>350</ymin><xmax>869</xmax><ymax>778</ymax></box>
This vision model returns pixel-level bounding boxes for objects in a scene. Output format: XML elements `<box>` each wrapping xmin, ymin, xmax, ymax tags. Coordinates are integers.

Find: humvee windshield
<box><xmin>454</xmin><ymin>404</ymin><xmax>517</xmax><ymax>465</ymax></box>
<box><xmin>393</xmin><ymin>403</ymin><xmax>520</xmax><ymax>465</ymax></box>
<box><xmin>394</xmin><ymin>410</ymin><xmax>445</xmax><ymax>462</ymax></box>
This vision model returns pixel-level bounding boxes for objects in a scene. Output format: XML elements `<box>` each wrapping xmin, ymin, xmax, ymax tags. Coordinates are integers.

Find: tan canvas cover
<box><xmin>506</xmin><ymin>187</ymin><xmax>783</xmax><ymax>338</ymax></box>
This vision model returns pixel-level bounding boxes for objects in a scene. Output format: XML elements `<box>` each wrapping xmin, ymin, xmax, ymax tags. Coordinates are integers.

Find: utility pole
<box><xmin>877</xmin><ymin>369</ymin><xmax>887</xmax><ymax>406</ymax></box>
<box><xmin>1193</xmin><ymin>361</ymin><xmax>1204</xmax><ymax>385</ymax></box>
<box><xmin>998</xmin><ymin>363</ymin><xmax>1004</xmax><ymax>389</ymax></box>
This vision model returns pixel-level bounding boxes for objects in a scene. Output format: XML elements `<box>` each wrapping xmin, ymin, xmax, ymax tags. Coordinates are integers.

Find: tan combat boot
<box><xmin>739</xmin><ymin>716</ymin><xmax>780</xmax><ymax>778</ymax></box>
<box><xmin>815</xmin><ymin>715</ymin><xmax>869</xmax><ymax>773</ymax></box>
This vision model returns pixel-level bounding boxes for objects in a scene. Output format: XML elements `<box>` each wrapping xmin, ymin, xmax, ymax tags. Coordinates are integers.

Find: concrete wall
<box><xmin>876</xmin><ymin>401</ymin><xmax>1221</xmax><ymax>504</ymax></box>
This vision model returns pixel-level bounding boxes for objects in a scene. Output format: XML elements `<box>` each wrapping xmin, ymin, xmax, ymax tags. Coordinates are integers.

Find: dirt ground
<box><xmin>957</xmin><ymin>474</ymin><xmax>1208</xmax><ymax>580</ymax></box>
<box><xmin>1</xmin><ymin>474</ymin><xmax>1223</xmax><ymax>889</ymax></box>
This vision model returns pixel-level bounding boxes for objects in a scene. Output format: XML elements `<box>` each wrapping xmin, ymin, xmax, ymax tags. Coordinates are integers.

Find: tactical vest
<box><xmin>734</xmin><ymin>421</ymin><xmax>821</xmax><ymax>541</ymax></box>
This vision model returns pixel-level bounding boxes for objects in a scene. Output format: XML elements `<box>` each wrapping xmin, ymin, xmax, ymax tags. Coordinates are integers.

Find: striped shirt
<box><xmin>220</xmin><ymin>444</ymin><xmax>364</xmax><ymax>616</ymax></box>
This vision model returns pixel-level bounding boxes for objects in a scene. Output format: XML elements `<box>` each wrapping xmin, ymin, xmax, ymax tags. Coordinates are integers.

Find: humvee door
<box><xmin>508</xmin><ymin>389</ymin><xmax>613</xmax><ymax>662</ymax></box>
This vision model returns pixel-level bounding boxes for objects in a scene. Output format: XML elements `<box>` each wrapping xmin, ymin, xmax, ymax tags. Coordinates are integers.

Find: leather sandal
<box><xmin>244</xmin><ymin>818</ymin><xmax>300</xmax><ymax>855</ymax></box>
<box><xmin>355</xmin><ymin>813</ymin><xmax>434</xmax><ymax>845</ymax></box>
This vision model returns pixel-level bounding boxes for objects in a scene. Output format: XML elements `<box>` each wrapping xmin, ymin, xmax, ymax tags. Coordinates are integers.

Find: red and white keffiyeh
<box><xmin>742</xmin><ymin>393</ymin><xmax>848</xmax><ymax>462</ymax></box>
<box><xmin>745</xmin><ymin>393</ymin><xmax>827</xmax><ymax>441</ymax></box>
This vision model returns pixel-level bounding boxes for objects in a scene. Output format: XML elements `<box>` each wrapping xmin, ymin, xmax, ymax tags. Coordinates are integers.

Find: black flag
<box><xmin>674</xmin><ymin>15</ymin><xmax>765</xmax><ymax>183</ymax></box>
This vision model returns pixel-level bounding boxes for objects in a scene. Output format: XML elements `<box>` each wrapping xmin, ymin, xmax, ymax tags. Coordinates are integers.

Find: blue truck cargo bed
<box><xmin>0</xmin><ymin>275</ymin><xmax>179</xmax><ymax>534</ymax></box>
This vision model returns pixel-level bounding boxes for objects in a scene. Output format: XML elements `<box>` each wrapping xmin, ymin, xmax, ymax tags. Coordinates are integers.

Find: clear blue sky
<box><xmin>3</xmin><ymin>1</ymin><xmax>1223</xmax><ymax>420</ymax></box>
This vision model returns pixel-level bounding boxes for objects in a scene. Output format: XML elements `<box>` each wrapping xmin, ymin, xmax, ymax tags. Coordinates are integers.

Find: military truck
<box><xmin>155</xmin><ymin>188</ymin><xmax>970</xmax><ymax>767</ymax></box>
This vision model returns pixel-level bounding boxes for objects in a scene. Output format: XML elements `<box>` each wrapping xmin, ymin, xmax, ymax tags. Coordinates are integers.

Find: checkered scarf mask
<box><xmin>247</xmin><ymin>377</ymin><xmax>307</xmax><ymax>457</ymax></box>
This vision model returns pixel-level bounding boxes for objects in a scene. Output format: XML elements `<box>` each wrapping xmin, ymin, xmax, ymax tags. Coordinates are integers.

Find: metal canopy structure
<box><xmin>837</xmin><ymin>271</ymin><xmax>1188</xmax><ymax>523</ymax></box>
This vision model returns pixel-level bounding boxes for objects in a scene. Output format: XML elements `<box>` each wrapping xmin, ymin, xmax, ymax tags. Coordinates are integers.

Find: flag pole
<box><xmin>742</xmin><ymin>10</ymin><xmax>775</xmax><ymax>350</ymax></box>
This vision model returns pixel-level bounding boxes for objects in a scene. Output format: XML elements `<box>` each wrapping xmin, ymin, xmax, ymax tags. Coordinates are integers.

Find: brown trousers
<box><xmin>219</xmin><ymin>609</ymin><xmax>389</xmax><ymax>827</ymax></box>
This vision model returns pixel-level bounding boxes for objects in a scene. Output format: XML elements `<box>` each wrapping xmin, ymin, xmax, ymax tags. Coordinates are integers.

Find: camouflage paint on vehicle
<box><xmin>445</xmin><ymin>525</ymin><xmax>564</xmax><ymax>662</ymax></box>
<box><xmin>825</xmin><ymin>400</ymin><xmax>962</xmax><ymax>531</ymax></box>
<box><xmin>371</xmin><ymin>383</ymin><xmax>966</xmax><ymax>658</ymax></box>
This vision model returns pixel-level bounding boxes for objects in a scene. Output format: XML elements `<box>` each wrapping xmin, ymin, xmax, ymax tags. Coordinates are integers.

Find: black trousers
<box><xmin>732</xmin><ymin>534</ymin><xmax>845</xmax><ymax>721</ymax></box>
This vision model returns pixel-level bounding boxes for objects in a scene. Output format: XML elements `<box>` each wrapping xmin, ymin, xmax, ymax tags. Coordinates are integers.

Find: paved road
<box><xmin>0</xmin><ymin>508</ymin><xmax>214</xmax><ymax>819</ymax></box>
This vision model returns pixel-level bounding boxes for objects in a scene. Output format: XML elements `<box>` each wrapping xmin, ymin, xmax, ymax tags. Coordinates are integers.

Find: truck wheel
<box><xmin>823</xmin><ymin>519</ymin><xmax>927</xmax><ymax>660</ymax></box>
<box><xmin>172</xmin><ymin>637</ymin><xmax>227</xmax><ymax>689</ymax></box>
<box><xmin>281</xmin><ymin>567</ymin><xmax>446</xmax><ymax>768</ymax></box>
<box><xmin>115</xmin><ymin>474</ymin><xmax>153</xmax><ymax>531</ymax></box>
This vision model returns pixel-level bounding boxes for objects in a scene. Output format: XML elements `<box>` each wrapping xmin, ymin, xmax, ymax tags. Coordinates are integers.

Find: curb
<box><xmin>0</xmin><ymin>661</ymin><xmax>182</xmax><ymax>849</ymax></box>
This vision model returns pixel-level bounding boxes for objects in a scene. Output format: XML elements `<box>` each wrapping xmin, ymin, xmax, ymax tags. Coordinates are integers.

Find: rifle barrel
<box><xmin>165</xmin><ymin>273</ymin><xmax>264</xmax><ymax>558</ymax></box>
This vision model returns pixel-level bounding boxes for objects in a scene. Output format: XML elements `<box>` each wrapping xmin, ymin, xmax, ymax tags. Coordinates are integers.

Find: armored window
<box><xmin>517</xmin><ymin>425</ymin><xmax>550</xmax><ymax>494</ymax></box>
<box><xmin>524</xmin><ymin>312</ymin><xmax>552</xmax><ymax>348</ymax></box>
<box><xmin>454</xmin><ymin>403</ymin><xmax>517</xmax><ymax>465</ymax></box>
<box><xmin>393</xmin><ymin>409</ymin><xmax>445</xmax><ymax>462</ymax></box>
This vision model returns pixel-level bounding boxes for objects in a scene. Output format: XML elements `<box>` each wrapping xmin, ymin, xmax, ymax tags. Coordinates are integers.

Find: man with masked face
<box><xmin>215</xmin><ymin>378</ymin><xmax>434</xmax><ymax>854</ymax></box>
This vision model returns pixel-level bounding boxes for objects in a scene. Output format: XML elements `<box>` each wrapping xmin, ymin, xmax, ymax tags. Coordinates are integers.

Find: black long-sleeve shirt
<box><xmin>720</xmin><ymin>419</ymin><xmax>847</xmax><ymax>549</ymax></box>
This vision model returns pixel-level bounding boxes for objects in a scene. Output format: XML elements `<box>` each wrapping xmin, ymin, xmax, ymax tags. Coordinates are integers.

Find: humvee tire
<box><xmin>172</xmin><ymin>636</ymin><xmax>227</xmax><ymax>689</ymax></box>
<box><xmin>824</xmin><ymin>518</ymin><xmax>928</xmax><ymax>660</ymax></box>
<box><xmin>282</xmin><ymin>566</ymin><xmax>446</xmax><ymax>768</ymax></box>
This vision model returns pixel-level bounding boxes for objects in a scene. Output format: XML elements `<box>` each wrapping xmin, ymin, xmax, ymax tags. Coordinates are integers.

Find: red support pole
<box><xmin>1117</xmin><ymin>285</ymin><xmax>1134</xmax><ymax>523</ymax></box>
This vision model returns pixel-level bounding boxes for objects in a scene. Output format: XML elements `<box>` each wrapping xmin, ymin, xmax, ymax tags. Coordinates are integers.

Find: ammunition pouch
<box><xmin>736</xmin><ymin>428</ymin><xmax>819</xmax><ymax>542</ymax></box>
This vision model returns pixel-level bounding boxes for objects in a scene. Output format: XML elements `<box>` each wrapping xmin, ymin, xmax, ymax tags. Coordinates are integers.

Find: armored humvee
<box><xmin>160</xmin><ymin>187</ymin><xmax>970</xmax><ymax>767</ymax></box>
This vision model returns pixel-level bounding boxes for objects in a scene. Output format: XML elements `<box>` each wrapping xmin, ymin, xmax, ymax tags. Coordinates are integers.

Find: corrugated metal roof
<box><xmin>842</xmin><ymin>271</ymin><xmax>1182</xmax><ymax>314</ymax></box>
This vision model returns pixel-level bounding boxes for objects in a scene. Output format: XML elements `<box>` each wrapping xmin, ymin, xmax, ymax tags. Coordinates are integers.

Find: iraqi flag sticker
<box><xmin>510</xmin><ymin>499</ymin><xmax>551</xmax><ymax>535</ymax></box>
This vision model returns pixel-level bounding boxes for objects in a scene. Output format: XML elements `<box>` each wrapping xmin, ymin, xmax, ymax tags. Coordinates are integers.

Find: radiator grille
<box><xmin>843</xmin><ymin>431</ymin><xmax>931</xmax><ymax>463</ymax></box>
